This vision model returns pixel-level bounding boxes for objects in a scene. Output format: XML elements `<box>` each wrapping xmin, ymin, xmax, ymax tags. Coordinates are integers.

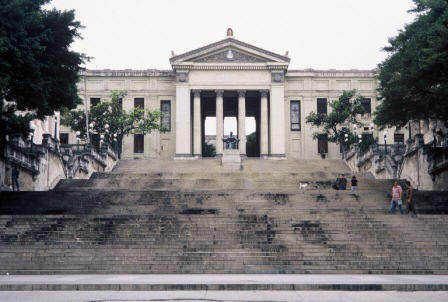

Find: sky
<box><xmin>48</xmin><ymin>0</ymin><xmax>416</xmax><ymax>135</ymax></box>
<box><xmin>49</xmin><ymin>0</ymin><xmax>416</xmax><ymax>70</ymax></box>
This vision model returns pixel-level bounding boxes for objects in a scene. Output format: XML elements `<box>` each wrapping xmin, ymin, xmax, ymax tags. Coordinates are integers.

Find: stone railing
<box><xmin>346</xmin><ymin>132</ymin><xmax>448</xmax><ymax>190</ymax></box>
<box><xmin>1</xmin><ymin>136</ymin><xmax>118</xmax><ymax>191</ymax></box>
<box><xmin>346</xmin><ymin>142</ymin><xmax>406</xmax><ymax>180</ymax></box>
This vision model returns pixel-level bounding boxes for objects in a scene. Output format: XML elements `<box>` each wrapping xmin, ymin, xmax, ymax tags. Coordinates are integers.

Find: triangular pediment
<box><xmin>170</xmin><ymin>37</ymin><xmax>290</xmax><ymax>66</ymax></box>
<box><xmin>193</xmin><ymin>48</ymin><xmax>267</xmax><ymax>63</ymax></box>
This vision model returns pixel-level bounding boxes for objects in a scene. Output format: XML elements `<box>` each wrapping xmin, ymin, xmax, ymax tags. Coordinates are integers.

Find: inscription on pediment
<box><xmin>194</xmin><ymin>49</ymin><xmax>267</xmax><ymax>63</ymax></box>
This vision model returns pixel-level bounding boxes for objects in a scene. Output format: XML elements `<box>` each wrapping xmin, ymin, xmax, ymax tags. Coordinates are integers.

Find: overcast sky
<box><xmin>49</xmin><ymin>0</ymin><xmax>416</xmax><ymax>71</ymax></box>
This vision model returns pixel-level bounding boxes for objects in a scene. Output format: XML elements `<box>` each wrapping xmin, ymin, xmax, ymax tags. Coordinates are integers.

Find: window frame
<box><xmin>134</xmin><ymin>134</ymin><xmax>144</xmax><ymax>153</ymax></box>
<box><xmin>317</xmin><ymin>98</ymin><xmax>327</xmax><ymax>115</ymax></box>
<box><xmin>160</xmin><ymin>100</ymin><xmax>171</xmax><ymax>132</ymax></box>
<box><xmin>134</xmin><ymin>98</ymin><xmax>144</xmax><ymax>110</ymax></box>
<box><xmin>290</xmin><ymin>100</ymin><xmax>301</xmax><ymax>131</ymax></box>
<box><xmin>59</xmin><ymin>133</ymin><xmax>69</xmax><ymax>145</ymax></box>
<box><xmin>361</xmin><ymin>98</ymin><xmax>372</xmax><ymax>117</ymax></box>
<box><xmin>317</xmin><ymin>134</ymin><xmax>329</xmax><ymax>154</ymax></box>
<box><xmin>90</xmin><ymin>97</ymin><xmax>100</xmax><ymax>109</ymax></box>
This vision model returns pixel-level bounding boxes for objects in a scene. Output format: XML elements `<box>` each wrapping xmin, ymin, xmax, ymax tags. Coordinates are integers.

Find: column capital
<box><xmin>237</xmin><ymin>90</ymin><xmax>246</xmax><ymax>98</ymax></box>
<box><xmin>215</xmin><ymin>90</ymin><xmax>224</xmax><ymax>97</ymax></box>
<box><xmin>192</xmin><ymin>89</ymin><xmax>201</xmax><ymax>98</ymax></box>
<box><xmin>260</xmin><ymin>90</ymin><xmax>269</xmax><ymax>98</ymax></box>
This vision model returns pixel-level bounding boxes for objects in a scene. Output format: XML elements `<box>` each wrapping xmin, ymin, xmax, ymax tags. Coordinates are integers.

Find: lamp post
<box><xmin>113</xmin><ymin>133</ymin><xmax>118</xmax><ymax>154</ymax></box>
<box><xmin>100</xmin><ymin>134</ymin><xmax>104</xmax><ymax>152</ymax></box>
<box><xmin>383</xmin><ymin>131</ymin><xmax>387</xmax><ymax>155</ymax></box>
<box><xmin>76</xmin><ymin>131</ymin><xmax>81</xmax><ymax>153</ymax></box>
<box><xmin>89</xmin><ymin>122</ymin><xmax>94</xmax><ymax>145</ymax></box>
<box><xmin>54</xmin><ymin>116</ymin><xmax>58</xmax><ymax>140</ymax></box>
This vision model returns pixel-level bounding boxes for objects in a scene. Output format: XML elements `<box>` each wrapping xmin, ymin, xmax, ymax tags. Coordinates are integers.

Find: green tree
<box><xmin>246</xmin><ymin>132</ymin><xmax>259</xmax><ymax>157</ymax></box>
<box><xmin>202</xmin><ymin>142</ymin><xmax>216</xmax><ymax>157</ymax></box>
<box><xmin>0</xmin><ymin>0</ymin><xmax>86</xmax><ymax>155</ymax></box>
<box><xmin>62</xmin><ymin>91</ymin><xmax>163</xmax><ymax>158</ymax></box>
<box><xmin>374</xmin><ymin>0</ymin><xmax>448</xmax><ymax>128</ymax></box>
<box><xmin>305</xmin><ymin>90</ymin><xmax>367</xmax><ymax>155</ymax></box>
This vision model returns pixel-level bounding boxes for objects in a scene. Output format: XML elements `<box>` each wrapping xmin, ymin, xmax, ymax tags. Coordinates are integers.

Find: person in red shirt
<box><xmin>390</xmin><ymin>181</ymin><xmax>403</xmax><ymax>215</ymax></box>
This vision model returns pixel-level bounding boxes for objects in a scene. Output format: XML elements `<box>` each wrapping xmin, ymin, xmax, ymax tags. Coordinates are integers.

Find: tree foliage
<box><xmin>202</xmin><ymin>142</ymin><xmax>216</xmax><ymax>157</ymax></box>
<box><xmin>305</xmin><ymin>90</ymin><xmax>367</xmax><ymax>154</ymax></box>
<box><xmin>246</xmin><ymin>132</ymin><xmax>259</xmax><ymax>157</ymax></box>
<box><xmin>62</xmin><ymin>91</ymin><xmax>163</xmax><ymax>158</ymax></box>
<box><xmin>374</xmin><ymin>0</ymin><xmax>448</xmax><ymax>128</ymax></box>
<box><xmin>0</xmin><ymin>0</ymin><xmax>85</xmax><ymax>153</ymax></box>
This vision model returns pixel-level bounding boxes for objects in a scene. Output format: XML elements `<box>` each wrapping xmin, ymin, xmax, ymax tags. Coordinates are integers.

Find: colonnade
<box><xmin>175</xmin><ymin>87</ymin><xmax>284</xmax><ymax>158</ymax></box>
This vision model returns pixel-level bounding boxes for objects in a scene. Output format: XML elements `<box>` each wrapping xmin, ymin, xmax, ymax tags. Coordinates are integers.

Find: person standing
<box><xmin>11</xmin><ymin>165</ymin><xmax>20</xmax><ymax>192</ymax></box>
<box><xmin>390</xmin><ymin>181</ymin><xmax>403</xmax><ymax>215</ymax></box>
<box><xmin>406</xmin><ymin>180</ymin><xmax>416</xmax><ymax>216</ymax></box>
<box><xmin>341</xmin><ymin>174</ymin><xmax>347</xmax><ymax>190</ymax></box>
<box><xmin>351</xmin><ymin>176</ymin><xmax>358</xmax><ymax>193</ymax></box>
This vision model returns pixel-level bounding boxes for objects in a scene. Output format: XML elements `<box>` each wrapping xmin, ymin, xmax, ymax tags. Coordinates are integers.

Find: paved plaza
<box><xmin>1</xmin><ymin>274</ymin><xmax>448</xmax><ymax>301</ymax></box>
<box><xmin>1</xmin><ymin>290</ymin><xmax>448</xmax><ymax>302</ymax></box>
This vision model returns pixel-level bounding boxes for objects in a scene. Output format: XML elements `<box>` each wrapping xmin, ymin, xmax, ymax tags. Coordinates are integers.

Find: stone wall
<box><xmin>346</xmin><ymin>131</ymin><xmax>448</xmax><ymax>191</ymax></box>
<box><xmin>1</xmin><ymin>135</ymin><xmax>118</xmax><ymax>191</ymax></box>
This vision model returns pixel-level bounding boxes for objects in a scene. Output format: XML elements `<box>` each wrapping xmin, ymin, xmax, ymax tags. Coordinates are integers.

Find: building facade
<box><xmin>61</xmin><ymin>29</ymin><xmax>408</xmax><ymax>160</ymax></box>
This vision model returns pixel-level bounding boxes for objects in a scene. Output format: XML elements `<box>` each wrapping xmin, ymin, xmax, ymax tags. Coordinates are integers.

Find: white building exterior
<box><xmin>61</xmin><ymin>29</ymin><xmax>408</xmax><ymax>160</ymax></box>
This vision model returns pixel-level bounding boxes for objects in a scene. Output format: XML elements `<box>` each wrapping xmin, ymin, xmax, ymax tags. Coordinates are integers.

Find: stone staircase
<box><xmin>0</xmin><ymin>159</ymin><xmax>447</xmax><ymax>275</ymax></box>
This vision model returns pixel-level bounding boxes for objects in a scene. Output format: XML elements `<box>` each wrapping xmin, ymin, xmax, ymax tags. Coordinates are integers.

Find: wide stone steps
<box><xmin>1</xmin><ymin>159</ymin><xmax>447</xmax><ymax>275</ymax></box>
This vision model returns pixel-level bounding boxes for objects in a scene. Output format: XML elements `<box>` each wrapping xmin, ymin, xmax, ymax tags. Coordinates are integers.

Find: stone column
<box><xmin>238</xmin><ymin>90</ymin><xmax>246</xmax><ymax>156</ymax></box>
<box><xmin>260</xmin><ymin>90</ymin><xmax>269</xmax><ymax>157</ymax></box>
<box><xmin>269</xmin><ymin>85</ymin><xmax>286</xmax><ymax>157</ymax></box>
<box><xmin>193</xmin><ymin>90</ymin><xmax>201</xmax><ymax>157</ymax></box>
<box><xmin>175</xmin><ymin>85</ymin><xmax>191</xmax><ymax>157</ymax></box>
<box><xmin>215</xmin><ymin>90</ymin><xmax>224</xmax><ymax>156</ymax></box>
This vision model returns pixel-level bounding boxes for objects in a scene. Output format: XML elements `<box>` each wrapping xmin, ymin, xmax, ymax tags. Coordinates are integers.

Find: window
<box><xmin>317</xmin><ymin>98</ymin><xmax>327</xmax><ymax>115</ymax></box>
<box><xmin>160</xmin><ymin>100</ymin><xmax>171</xmax><ymax>131</ymax></box>
<box><xmin>362</xmin><ymin>98</ymin><xmax>371</xmax><ymax>117</ymax></box>
<box><xmin>318</xmin><ymin>134</ymin><xmax>328</xmax><ymax>154</ymax></box>
<box><xmin>134</xmin><ymin>98</ymin><xmax>144</xmax><ymax>110</ymax></box>
<box><xmin>91</xmin><ymin>134</ymin><xmax>100</xmax><ymax>151</ymax></box>
<box><xmin>59</xmin><ymin>133</ymin><xmax>69</xmax><ymax>145</ymax></box>
<box><xmin>134</xmin><ymin>134</ymin><xmax>144</xmax><ymax>153</ymax></box>
<box><xmin>394</xmin><ymin>133</ymin><xmax>405</xmax><ymax>144</ymax></box>
<box><xmin>90</xmin><ymin>98</ymin><xmax>100</xmax><ymax>109</ymax></box>
<box><xmin>290</xmin><ymin>100</ymin><xmax>301</xmax><ymax>131</ymax></box>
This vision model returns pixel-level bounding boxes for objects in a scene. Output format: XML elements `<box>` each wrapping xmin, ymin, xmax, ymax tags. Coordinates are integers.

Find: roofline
<box><xmin>170</xmin><ymin>37</ymin><xmax>290</xmax><ymax>64</ymax></box>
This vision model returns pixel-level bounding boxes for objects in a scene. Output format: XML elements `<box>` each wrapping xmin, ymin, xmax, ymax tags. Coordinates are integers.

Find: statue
<box><xmin>223</xmin><ymin>132</ymin><xmax>239</xmax><ymax>150</ymax></box>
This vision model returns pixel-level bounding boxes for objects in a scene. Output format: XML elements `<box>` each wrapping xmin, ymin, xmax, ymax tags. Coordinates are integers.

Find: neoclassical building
<box><xmin>61</xmin><ymin>29</ymin><xmax>407</xmax><ymax>160</ymax></box>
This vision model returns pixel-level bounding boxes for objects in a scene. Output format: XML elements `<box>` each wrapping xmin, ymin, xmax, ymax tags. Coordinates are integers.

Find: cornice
<box><xmin>171</xmin><ymin>64</ymin><xmax>288</xmax><ymax>71</ymax></box>
<box><xmin>81</xmin><ymin>69</ymin><xmax>175</xmax><ymax>77</ymax></box>
<box><xmin>286</xmin><ymin>69</ymin><xmax>377</xmax><ymax>78</ymax></box>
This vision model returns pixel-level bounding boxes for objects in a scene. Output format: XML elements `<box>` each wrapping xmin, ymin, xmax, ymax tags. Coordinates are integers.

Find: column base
<box><xmin>193</xmin><ymin>154</ymin><xmax>202</xmax><ymax>159</ymax></box>
<box><xmin>174</xmin><ymin>153</ymin><xmax>195</xmax><ymax>160</ymax></box>
<box><xmin>260</xmin><ymin>154</ymin><xmax>269</xmax><ymax>159</ymax></box>
<box><xmin>240</xmin><ymin>154</ymin><xmax>247</xmax><ymax>159</ymax></box>
<box><xmin>215</xmin><ymin>153</ymin><xmax>223</xmax><ymax>159</ymax></box>
<box><xmin>268</xmin><ymin>154</ymin><xmax>287</xmax><ymax>160</ymax></box>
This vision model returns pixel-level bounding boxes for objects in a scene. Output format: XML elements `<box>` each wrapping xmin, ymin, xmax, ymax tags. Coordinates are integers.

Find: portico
<box><xmin>171</xmin><ymin>29</ymin><xmax>289</xmax><ymax>159</ymax></box>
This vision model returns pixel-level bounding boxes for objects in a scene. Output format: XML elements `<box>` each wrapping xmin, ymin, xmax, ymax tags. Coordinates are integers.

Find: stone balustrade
<box><xmin>1</xmin><ymin>136</ymin><xmax>118</xmax><ymax>191</ymax></box>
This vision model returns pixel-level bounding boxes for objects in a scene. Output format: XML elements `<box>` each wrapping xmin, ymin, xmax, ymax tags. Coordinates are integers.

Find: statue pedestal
<box><xmin>221</xmin><ymin>149</ymin><xmax>242</xmax><ymax>170</ymax></box>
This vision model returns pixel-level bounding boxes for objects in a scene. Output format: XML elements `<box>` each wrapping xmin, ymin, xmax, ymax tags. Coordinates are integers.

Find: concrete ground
<box><xmin>1</xmin><ymin>274</ymin><xmax>448</xmax><ymax>301</ymax></box>
<box><xmin>0</xmin><ymin>290</ymin><xmax>448</xmax><ymax>302</ymax></box>
<box><xmin>2</xmin><ymin>274</ymin><xmax>448</xmax><ymax>285</ymax></box>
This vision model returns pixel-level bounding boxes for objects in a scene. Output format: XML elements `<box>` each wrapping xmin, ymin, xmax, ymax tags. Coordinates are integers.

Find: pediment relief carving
<box><xmin>193</xmin><ymin>48</ymin><xmax>267</xmax><ymax>63</ymax></box>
